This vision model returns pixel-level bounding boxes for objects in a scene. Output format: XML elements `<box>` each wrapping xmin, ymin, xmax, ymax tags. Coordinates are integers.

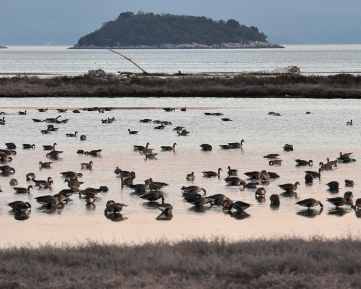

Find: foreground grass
<box><xmin>1</xmin><ymin>238</ymin><xmax>361</xmax><ymax>289</ymax></box>
<box><xmin>2</xmin><ymin>73</ymin><xmax>361</xmax><ymax>98</ymax></box>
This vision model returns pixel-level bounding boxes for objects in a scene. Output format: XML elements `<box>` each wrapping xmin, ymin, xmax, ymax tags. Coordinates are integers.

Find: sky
<box><xmin>0</xmin><ymin>0</ymin><xmax>361</xmax><ymax>45</ymax></box>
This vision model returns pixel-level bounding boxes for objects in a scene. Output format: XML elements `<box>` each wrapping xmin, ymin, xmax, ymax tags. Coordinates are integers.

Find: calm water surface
<box><xmin>1</xmin><ymin>44</ymin><xmax>361</xmax><ymax>75</ymax></box>
<box><xmin>1</xmin><ymin>97</ymin><xmax>361</xmax><ymax>246</ymax></box>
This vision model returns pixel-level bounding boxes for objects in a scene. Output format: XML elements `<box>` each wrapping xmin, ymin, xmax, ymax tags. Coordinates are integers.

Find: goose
<box><xmin>46</xmin><ymin>150</ymin><xmax>63</xmax><ymax>160</ymax></box>
<box><xmin>35</xmin><ymin>195</ymin><xmax>58</xmax><ymax>210</ymax></box>
<box><xmin>228</xmin><ymin>140</ymin><xmax>244</xmax><ymax>149</ymax></box>
<box><xmin>18</xmin><ymin>110</ymin><xmax>27</xmax><ymax>115</ymax></box>
<box><xmin>224</xmin><ymin>176</ymin><xmax>246</xmax><ymax>187</ymax></box>
<box><xmin>345</xmin><ymin>179</ymin><xmax>354</xmax><ymax>187</ymax></box>
<box><xmin>0</xmin><ymin>165</ymin><xmax>15</xmax><ymax>176</ymax></box>
<box><xmin>80</xmin><ymin>135</ymin><xmax>87</xmax><ymax>141</ymax></box>
<box><xmin>154</xmin><ymin>125</ymin><xmax>165</xmax><ymax>130</ymax></box>
<box><xmin>186</xmin><ymin>172</ymin><xmax>195</xmax><ymax>181</ymax></box>
<box><xmin>227</xmin><ymin>166</ymin><xmax>238</xmax><ymax>176</ymax></box>
<box><xmin>140</xmin><ymin>190</ymin><xmax>165</xmax><ymax>203</ymax></box>
<box><xmin>223</xmin><ymin>200</ymin><xmax>251</xmax><ymax>213</ymax></box>
<box><xmin>283</xmin><ymin>144</ymin><xmax>294</xmax><ymax>152</ymax></box>
<box><xmin>206</xmin><ymin>194</ymin><xmax>229</xmax><ymax>207</ymax></box>
<box><xmin>219</xmin><ymin>144</ymin><xmax>231</xmax><ymax>150</ymax></box>
<box><xmin>128</xmin><ymin>184</ymin><xmax>146</xmax><ymax>195</ymax></box>
<box><xmin>202</xmin><ymin>168</ymin><xmax>222</xmax><ymax>178</ymax></box>
<box><xmin>8</xmin><ymin>201</ymin><xmax>31</xmax><ymax>214</ymax></box>
<box><xmin>134</xmin><ymin>142</ymin><xmax>150</xmax><ymax>153</ymax></box>
<box><xmin>244</xmin><ymin>171</ymin><xmax>261</xmax><ymax>180</ymax></box>
<box><xmin>85</xmin><ymin>149</ymin><xmax>102</xmax><ymax>157</ymax></box>
<box><xmin>81</xmin><ymin>161</ymin><xmax>93</xmax><ymax>170</ymax></box>
<box><xmin>33</xmin><ymin>177</ymin><xmax>53</xmax><ymax>190</ymax></box>
<box><xmin>57</xmin><ymin>108</ymin><xmax>67</xmax><ymax>113</ymax></box>
<box><xmin>346</xmin><ymin>120</ymin><xmax>353</xmax><ymax>126</ymax></box>
<box><xmin>354</xmin><ymin>198</ymin><xmax>361</xmax><ymax>211</ymax></box>
<box><xmin>269</xmin><ymin>159</ymin><xmax>282</xmax><ymax>166</ymax></box>
<box><xmin>73</xmin><ymin>110</ymin><xmax>80</xmax><ymax>114</ymax></box>
<box><xmin>296</xmin><ymin>198</ymin><xmax>323</xmax><ymax>209</ymax></box>
<box><xmin>326</xmin><ymin>181</ymin><xmax>339</xmax><ymax>192</ymax></box>
<box><xmin>46</xmin><ymin>125</ymin><xmax>58</xmax><ymax>132</ymax></box>
<box><xmin>144</xmin><ymin>178</ymin><xmax>168</xmax><ymax>191</ymax></box>
<box><xmin>181</xmin><ymin>186</ymin><xmax>206</xmax><ymax>194</ymax></box>
<box><xmin>177</xmin><ymin>129</ymin><xmax>190</xmax><ymax>136</ymax></box>
<box><xmin>23</xmin><ymin>144</ymin><xmax>35</xmax><ymax>149</ymax></box>
<box><xmin>296</xmin><ymin>159</ymin><xmax>313</xmax><ymax>167</ymax></box>
<box><xmin>43</xmin><ymin>143</ymin><xmax>57</xmax><ymax>151</ymax></box>
<box><xmin>264</xmin><ymin>154</ymin><xmax>280</xmax><ymax>159</ymax></box>
<box><xmin>255</xmin><ymin>187</ymin><xmax>266</xmax><ymax>198</ymax></box>
<box><xmin>66</xmin><ymin>131</ymin><xmax>78</xmax><ymax>137</ymax></box>
<box><xmin>156</xmin><ymin>204</ymin><xmax>173</xmax><ymax>221</ymax></box>
<box><xmin>14</xmin><ymin>185</ymin><xmax>33</xmax><ymax>194</ymax></box>
<box><xmin>145</xmin><ymin>152</ymin><xmax>158</xmax><ymax>160</ymax></box>
<box><xmin>305</xmin><ymin>170</ymin><xmax>321</xmax><ymax>179</ymax></box>
<box><xmin>32</xmin><ymin>118</ymin><xmax>43</xmax><ymax>123</ymax></box>
<box><xmin>305</xmin><ymin>173</ymin><xmax>314</xmax><ymax>185</ymax></box>
<box><xmin>128</xmin><ymin>129</ymin><xmax>138</xmax><ymax>135</ymax></box>
<box><xmin>105</xmin><ymin>200</ymin><xmax>127</xmax><ymax>215</ymax></box>
<box><xmin>5</xmin><ymin>143</ymin><xmax>16</xmax><ymax>150</ymax></box>
<box><xmin>61</xmin><ymin>171</ymin><xmax>83</xmax><ymax>179</ymax></box>
<box><xmin>39</xmin><ymin>161</ymin><xmax>52</xmax><ymax>169</ymax></box>
<box><xmin>140</xmin><ymin>118</ymin><xmax>152</xmax><ymax>123</ymax></box>
<box><xmin>200</xmin><ymin>144</ymin><xmax>212</xmax><ymax>151</ymax></box>
<box><xmin>270</xmin><ymin>194</ymin><xmax>280</xmax><ymax>207</ymax></box>
<box><xmin>26</xmin><ymin>172</ymin><xmax>36</xmax><ymax>181</ymax></box>
<box><xmin>279</xmin><ymin>182</ymin><xmax>300</xmax><ymax>193</ymax></box>
<box><xmin>173</xmin><ymin>126</ymin><xmax>184</xmax><ymax>132</ymax></box>
<box><xmin>183</xmin><ymin>190</ymin><xmax>208</xmax><ymax>205</ymax></box>
<box><xmin>9</xmin><ymin>178</ymin><xmax>18</xmax><ymax>186</ymax></box>
<box><xmin>160</xmin><ymin>143</ymin><xmax>177</xmax><ymax>152</ymax></box>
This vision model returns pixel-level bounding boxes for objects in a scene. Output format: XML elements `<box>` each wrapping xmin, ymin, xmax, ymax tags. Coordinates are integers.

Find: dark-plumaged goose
<box><xmin>345</xmin><ymin>179</ymin><xmax>354</xmax><ymax>187</ymax></box>
<box><xmin>61</xmin><ymin>171</ymin><xmax>83</xmax><ymax>179</ymax></box>
<box><xmin>33</xmin><ymin>177</ymin><xmax>53</xmax><ymax>190</ymax></box>
<box><xmin>219</xmin><ymin>144</ymin><xmax>231</xmax><ymax>150</ymax></box>
<box><xmin>269</xmin><ymin>159</ymin><xmax>282</xmax><ymax>166</ymax></box>
<box><xmin>224</xmin><ymin>176</ymin><xmax>246</xmax><ymax>187</ymax></box>
<box><xmin>181</xmin><ymin>186</ymin><xmax>206</xmax><ymax>194</ymax></box>
<box><xmin>305</xmin><ymin>170</ymin><xmax>321</xmax><ymax>179</ymax></box>
<box><xmin>156</xmin><ymin>204</ymin><xmax>173</xmax><ymax>221</ymax></box>
<box><xmin>279</xmin><ymin>182</ymin><xmax>300</xmax><ymax>193</ymax></box>
<box><xmin>283</xmin><ymin>144</ymin><xmax>294</xmax><ymax>152</ymax></box>
<box><xmin>200</xmin><ymin>144</ymin><xmax>212</xmax><ymax>151</ymax></box>
<box><xmin>145</xmin><ymin>152</ymin><xmax>157</xmax><ymax>160</ymax></box>
<box><xmin>228</xmin><ymin>139</ymin><xmax>244</xmax><ymax>149</ymax></box>
<box><xmin>105</xmin><ymin>200</ymin><xmax>127</xmax><ymax>214</ymax></box>
<box><xmin>9</xmin><ymin>178</ymin><xmax>18</xmax><ymax>186</ymax></box>
<box><xmin>296</xmin><ymin>159</ymin><xmax>313</xmax><ymax>167</ymax></box>
<box><xmin>46</xmin><ymin>150</ymin><xmax>63</xmax><ymax>160</ymax></box>
<box><xmin>5</xmin><ymin>143</ymin><xmax>16</xmax><ymax>150</ymax></box>
<box><xmin>223</xmin><ymin>200</ymin><xmax>251</xmax><ymax>213</ymax></box>
<box><xmin>202</xmin><ymin>168</ymin><xmax>222</xmax><ymax>178</ymax></box>
<box><xmin>81</xmin><ymin>161</ymin><xmax>93</xmax><ymax>170</ymax></box>
<box><xmin>296</xmin><ymin>198</ymin><xmax>323</xmax><ymax>209</ymax></box>
<box><xmin>80</xmin><ymin>135</ymin><xmax>87</xmax><ymax>141</ymax></box>
<box><xmin>140</xmin><ymin>190</ymin><xmax>165</xmax><ymax>203</ymax></box>
<box><xmin>186</xmin><ymin>172</ymin><xmax>195</xmax><ymax>181</ymax></box>
<box><xmin>8</xmin><ymin>201</ymin><xmax>31</xmax><ymax>214</ymax></box>
<box><xmin>134</xmin><ymin>142</ymin><xmax>150</xmax><ymax>153</ymax></box>
<box><xmin>206</xmin><ymin>194</ymin><xmax>229</xmax><ymax>207</ymax></box>
<box><xmin>39</xmin><ymin>161</ymin><xmax>52</xmax><ymax>169</ymax></box>
<box><xmin>14</xmin><ymin>185</ymin><xmax>33</xmax><ymax>194</ymax></box>
<box><xmin>145</xmin><ymin>178</ymin><xmax>168</xmax><ymax>190</ymax></box>
<box><xmin>140</xmin><ymin>118</ymin><xmax>152</xmax><ymax>123</ymax></box>
<box><xmin>305</xmin><ymin>173</ymin><xmax>314</xmax><ymax>185</ymax></box>
<box><xmin>66</xmin><ymin>131</ymin><xmax>78</xmax><ymax>137</ymax></box>
<box><xmin>43</xmin><ymin>143</ymin><xmax>57</xmax><ymax>151</ymax></box>
<box><xmin>255</xmin><ymin>187</ymin><xmax>266</xmax><ymax>198</ymax></box>
<box><xmin>26</xmin><ymin>172</ymin><xmax>36</xmax><ymax>181</ymax></box>
<box><xmin>327</xmin><ymin>192</ymin><xmax>353</xmax><ymax>208</ymax></box>
<box><xmin>160</xmin><ymin>143</ymin><xmax>177</xmax><ymax>152</ymax></box>
<box><xmin>327</xmin><ymin>181</ymin><xmax>339</xmax><ymax>192</ymax></box>
<box><xmin>23</xmin><ymin>144</ymin><xmax>35</xmax><ymax>150</ymax></box>
<box><xmin>270</xmin><ymin>194</ymin><xmax>280</xmax><ymax>208</ymax></box>
<box><xmin>128</xmin><ymin>129</ymin><xmax>138</xmax><ymax>135</ymax></box>
<box><xmin>0</xmin><ymin>165</ymin><xmax>15</xmax><ymax>176</ymax></box>
<box><xmin>264</xmin><ymin>154</ymin><xmax>280</xmax><ymax>159</ymax></box>
<box><xmin>227</xmin><ymin>166</ymin><xmax>237</xmax><ymax>176</ymax></box>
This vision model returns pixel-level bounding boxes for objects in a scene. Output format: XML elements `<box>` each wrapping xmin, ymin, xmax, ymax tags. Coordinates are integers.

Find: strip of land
<box><xmin>1</xmin><ymin>73</ymin><xmax>361</xmax><ymax>98</ymax></box>
<box><xmin>0</xmin><ymin>238</ymin><xmax>360</xmax><ymax>289</ymax></box>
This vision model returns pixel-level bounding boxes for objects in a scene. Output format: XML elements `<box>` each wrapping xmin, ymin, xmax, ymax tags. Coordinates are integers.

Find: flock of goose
<box><xmin>0</xmin><ymin>106</ymin><xmax>360</xmax><ymax>223</ymax></box>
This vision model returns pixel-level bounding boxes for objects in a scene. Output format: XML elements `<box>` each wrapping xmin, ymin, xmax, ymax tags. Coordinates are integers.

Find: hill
<box><xmin>74</xmin><ymin>12</ymin><xmax>281</xmax><ymax>49</ymax></box>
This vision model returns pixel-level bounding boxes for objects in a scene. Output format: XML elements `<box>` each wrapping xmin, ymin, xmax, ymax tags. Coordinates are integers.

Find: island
<box><xmin>73</xmin><ymin>12</ymin><xmax>282</xmax><ymax>49</ymax></box>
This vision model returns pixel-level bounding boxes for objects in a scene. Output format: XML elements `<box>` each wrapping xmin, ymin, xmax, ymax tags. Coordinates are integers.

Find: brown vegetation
<box><xmin>1</xmin><ymin>238</ymin><xmax>361</xmax><ymax>289</ymax></box>
<box><xmin>1</xmin><ymin>73</ymin><xmax>361</xmax><ymax>98</ymax></box>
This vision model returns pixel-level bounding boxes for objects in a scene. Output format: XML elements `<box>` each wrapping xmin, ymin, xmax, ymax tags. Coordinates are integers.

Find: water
<box><xmin>1</xmin><ymin>44</ymin><xmax>361</xmax><ymax>76</ymax></box>
<box><xmin>1</xmin><ymin>97</ymin><xmax>361</xmax><ymax>246</ymax></box>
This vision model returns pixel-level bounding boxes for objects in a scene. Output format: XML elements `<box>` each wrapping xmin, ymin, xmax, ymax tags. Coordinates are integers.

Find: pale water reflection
<box><xmin>0</xmin><ymin>97</ymin><xmax>361</xmax><ymax>246</ymax></box>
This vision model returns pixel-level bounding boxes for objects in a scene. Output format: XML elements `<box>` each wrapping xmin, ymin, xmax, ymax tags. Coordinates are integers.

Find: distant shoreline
<box><xmin>1</xmin><ymin>73</ymin><xmax>361</xmax><ymax>98</ymax></box>
<box><xmin>71</xmin><ymin>42</ymin><xmax>284</xmax><ymax>49</ymax></box>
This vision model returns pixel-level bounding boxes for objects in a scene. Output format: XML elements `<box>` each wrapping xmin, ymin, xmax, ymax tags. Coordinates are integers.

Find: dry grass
<box><xmin>1</xmin><ymin>73</ymin><xmax>361</xmax><ymax>98</ymax></box>
<box><xmin>1</xmin><ymin>238</ymin><xmax>361</xmax><ymax>289</ymax></box>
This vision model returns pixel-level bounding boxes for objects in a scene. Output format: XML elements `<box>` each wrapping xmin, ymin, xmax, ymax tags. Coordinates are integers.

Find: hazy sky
<box><xmin>1</xmin><ymin>0</ymin><xmax>361</xmax><ymax>44</ymax></box>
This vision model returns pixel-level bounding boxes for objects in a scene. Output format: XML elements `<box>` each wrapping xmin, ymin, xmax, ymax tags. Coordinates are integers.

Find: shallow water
<box><xmin>1</xmin><ymin>97</ymin><xmax>361</xmax><ymax>246</ymax></box>
<box><xmin>1</xmin><ymin>44</ymin><xmax>361</xmax><ymax>75</ymax></box>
